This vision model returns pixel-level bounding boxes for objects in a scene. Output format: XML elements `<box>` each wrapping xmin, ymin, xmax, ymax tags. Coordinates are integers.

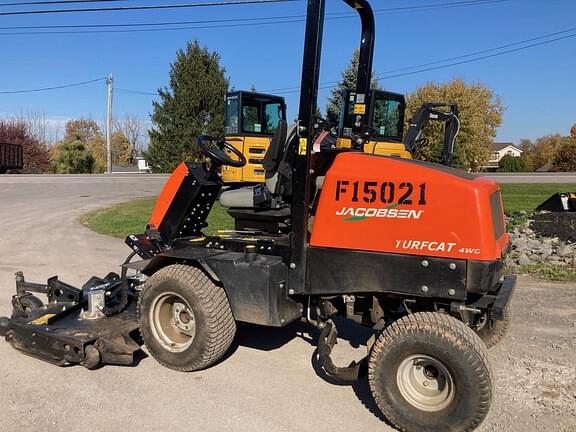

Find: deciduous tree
<box><xmin>523</xmin><ymin>134</ymin><xmax>569</xmax><ymax>171</ymax></box>
<box><xmin>498</xmin><ymin>154</ymin><xmax>526</xmax><ymax>172</ymax></box>
<box><xmin>87</xmin><ymin>135</ymin><xmax>107</xmax><ymax>173</ymax></box>
<box><xmin>114</xmin><ymin>114</ymin><xmax>147</xmax><ymax>156</ymax></box>
<box><xmin>0</xmin><ymin>119</ymin><xmax>50</xmax><ymax>173</ymax></box>
<box><xmin>112</xmin><ymin>131</ymin><xmax>133</xmax><ymax>166</ymax></box>
<box><xmin>406</xmin><ymin>79</ymin><xmax>504</xmax><ymax>171</ymax></box>
<box><xmin>552</xmin><ymin>139</ymin><xmax>576</xmax><ymax>172</ymax></box>
<box><xmin>518</xmin><ymin>138</ymin><xmax>535</xmax><ymax>172</ymax></box>
<box><xmin>146</xmin><ymin>40</ymin><xmax>228</xmax><ymax>172</ymax></box>
<box><xmin>65</xmin><ymin>118</ymin><xmax>102</xmax><ymax>143</ymax></box>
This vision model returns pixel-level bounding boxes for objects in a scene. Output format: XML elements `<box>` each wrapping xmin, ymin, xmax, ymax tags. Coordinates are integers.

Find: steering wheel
<box><xmin>196</xmin><ymin>135</ymin><xmax>247</xmax><ymax>168</ymax></box>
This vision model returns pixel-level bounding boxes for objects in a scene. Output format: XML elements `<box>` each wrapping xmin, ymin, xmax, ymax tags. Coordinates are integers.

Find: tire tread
<box><xmin>368</xmin><ymin>312</ymin><xmax>492</xmax><ymax>432</ymax></box>
<box><xmin>138</xmin><ymin>264</ymin><xmax>236</xmax><ymax>372</ymax></box>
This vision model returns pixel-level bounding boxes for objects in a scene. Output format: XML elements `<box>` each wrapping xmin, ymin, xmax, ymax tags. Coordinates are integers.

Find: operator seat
<box><xmin>219</xmin><ymin>120</ymin><xmax>295</xmax><ymax>209</ymax></box>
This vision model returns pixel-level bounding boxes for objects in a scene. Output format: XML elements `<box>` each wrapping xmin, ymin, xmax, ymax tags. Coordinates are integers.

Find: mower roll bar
<box><xmin>343</xmin><ymin>0</ymin><xmax>375</xmax><ymax>139</ymax></box>
<box><xmin>289</xmin><ymin>0</ymin><xmax>376</xmax><ymax>293</ymax></box>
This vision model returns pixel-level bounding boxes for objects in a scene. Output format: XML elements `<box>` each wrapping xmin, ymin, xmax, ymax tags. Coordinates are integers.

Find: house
<box><xmin>482</xmin><ymin>142</ymin><xmax>523</xmax><ymax>172</ymax></box>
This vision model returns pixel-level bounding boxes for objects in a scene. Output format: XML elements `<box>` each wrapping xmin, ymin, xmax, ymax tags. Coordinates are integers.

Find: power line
<box><xmin>263</xmin><ymin>26</ymin><xmax>576</xmax><ymax>94</ymax></box>
<box><xmin>0</xmin><ymin>0</ymin><xmax>301</xmax><ymax>17</ymax></box>
<box><xmin>0</xmin><ymin>77</ymin><xmax>106</xmax><ymax>94</ymax></box>
<box><xmin>0</xmin><ymin>17</ymin><xmax>306</xmax><ymax>35</ymax></box>
<box><xmin>115</xmin><ymin>26</ymin><xmax>576</xmax><ymax>98</ymax></box>
<box><xmin>0</xmin><ymin>0</ymin><xmax>511</xmax><ymax>20</ymax></box>
<box><xmin>106</xmin><ymin>27</ymin><xmax>576</xmax><ymax>96</ymax></box>
<box><xmin>0</xmin><ymin>0</ymin><xmax>136</xmax><ymax>7</ymax></box>
<box><xmin>374</xmin><ymin>31</ymin><xmax>576</xmax><ymax>82</ymax></box>
<box><xmin>373</xmin><ymin>26</ymin><xmax>576</xmax><ymax>77</ymax></box>
<box><xmin>0</xmin><ymin>0</ymin><xmax>503</xmax><ymax>7</ymax></box>
<box><xmin>0</xmin><ymin>0</ymin><xmax>515</xmax><ymax>34</ymax></box>
<box><xmin>2</xmin><ymin>20</ymin><xmax>308</xmax><ymax>35</ymax></box>
<box><xmin>0</xmin><ymin>0</ymin><xmax>542</xmax><ymax>96</ymax></box>
<box><xmin>118</xmin><ymin>25</ymin><xmax>576</xmax><ymax>98</ymax></box>
<box><xmin>0</xmin><ymin>13</ymin><xmax>304</xmax><ymax>30</ymax></box>
<box><xmin>379</xmin><ymin>0</ymin><xmax>512</xmax><ymax>13</ymax></box>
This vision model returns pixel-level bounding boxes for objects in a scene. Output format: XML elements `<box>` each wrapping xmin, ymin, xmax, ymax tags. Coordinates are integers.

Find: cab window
<box><xmin>240</xmin><ymin>95</ymin><xmax>284</xmax><ymax>135</ymax></box>
<box><xmin>242</xmin><ymin>101</ymin><xmax>261</xmax><ymax>133</ymax></box>
<box><xmin>372</xmin><ymin>96</ymin><xmax>403</xmax><ymax>141</ymax></box>
<box><xmin>225</xmin><ymin>96</ymin><xmax>239</xmax><ymax>134</ymax></box>
<box><xmin>264</xmin><ymin>102</ymin><xmax>283</xmax><ymax>134</ymax></box>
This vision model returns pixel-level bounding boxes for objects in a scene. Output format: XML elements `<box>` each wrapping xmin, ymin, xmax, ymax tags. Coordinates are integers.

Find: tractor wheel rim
<box><xmin>150</xmin><ymin>292</ymin><xmax>196</xmax><ymax>353</ymax></box>
<box><xmin>397</xmin><ymin>354</ymin><xmax>455</xmax><ymax>412</ymax></box>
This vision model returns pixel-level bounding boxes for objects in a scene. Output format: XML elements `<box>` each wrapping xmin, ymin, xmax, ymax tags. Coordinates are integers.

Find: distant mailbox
<box><xmin>0</xmin><ymin>143</ymin><xmax>23</xmax><ymax>173</ymax></box>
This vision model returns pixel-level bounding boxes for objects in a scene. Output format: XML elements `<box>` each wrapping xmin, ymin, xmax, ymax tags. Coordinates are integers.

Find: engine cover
<box><xmin>310</xmin><ymin>153</ymin><xmax>509</xmax><ymax>262</ymax></box>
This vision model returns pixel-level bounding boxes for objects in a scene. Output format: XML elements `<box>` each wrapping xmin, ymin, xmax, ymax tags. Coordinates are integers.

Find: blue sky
<box><xmin>0</xmin><ymin>0</ymin><xmax>575</xmax><ymax>144</ymax></box>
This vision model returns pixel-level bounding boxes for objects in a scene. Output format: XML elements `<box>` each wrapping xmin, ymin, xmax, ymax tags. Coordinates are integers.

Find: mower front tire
<box><xmin>138</xmin><ymin>264</ymin><xmax>236</xmax><ymax>372</ymax></box>
<box><xmin>12</xmin><ymin>295</ymin><xmax>44</xmax><ymax>318</ymax></box>
<box><xmin>368</xmin><ymin>312</ymin><xmax>492</xmax><ymax>432</ymax></box>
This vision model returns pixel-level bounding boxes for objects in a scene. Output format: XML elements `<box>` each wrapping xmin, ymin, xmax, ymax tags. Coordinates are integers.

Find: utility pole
<box><xmin>106</xmin><ymin>74</ymin><xmax>113</xmax><ymax>175</ymax></box>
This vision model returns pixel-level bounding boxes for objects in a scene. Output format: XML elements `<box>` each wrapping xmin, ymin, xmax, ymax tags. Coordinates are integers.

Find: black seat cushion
<box><xmin>262</xmin><ymin>120</ymin><xmax>288</xmax><ymax>173</ymax></box>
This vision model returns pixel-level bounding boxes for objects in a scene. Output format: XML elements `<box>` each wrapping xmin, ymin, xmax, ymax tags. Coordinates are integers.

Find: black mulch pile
<box><xmin>531</xmin><ymin>212</ymin><xmax>576</xmax><ymax>243</ymax></box>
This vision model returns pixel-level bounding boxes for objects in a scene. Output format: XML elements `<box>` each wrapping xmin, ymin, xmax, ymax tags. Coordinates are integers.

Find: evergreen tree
<box><xmin>51</xmin><ymin>137</ymin><xmax>95</xmax><ymax>174</ymax></box>
<box><xmin>325</xmin><ymin>49</ymin><xmax>381</xmax><ymax>126</ymax></box>
<box><xmin>146</xmin><ymin>40</ymin><xmax>228</xmax><ymax>172</ymax></box>
<box><xmin>63</xmin><ymin>118</ymin><xmax>106</xmax><ymax>173</ymax></box>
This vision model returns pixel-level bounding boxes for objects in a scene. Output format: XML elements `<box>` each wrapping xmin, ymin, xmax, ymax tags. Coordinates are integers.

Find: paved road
<box><xmin>6</xmin><ymin>171</ymin><xmax>576</xmax><ymax>184</ymax></box>
<box><xmin>483</xmin><ymin>172</ymin><xmax>576</xmax><ymax>183</ymax></box>
<box><xmin>113</xmin><ymin>171</ymin><xmax>576</xmax><ymax>184</ymax></box>
<box><xmin>0</xmin><ymin>175</ymin><xmax>574</xmax><ymax>432</ymax></box>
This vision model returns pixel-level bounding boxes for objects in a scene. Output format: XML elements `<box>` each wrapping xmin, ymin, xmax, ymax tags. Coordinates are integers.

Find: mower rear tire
<box><xmin>476</xmin><ymin>307</ymin><xmax>511</xmax><ymax>349</ymax></box>
<box><xmin>138</xmin><ymin>264</ymin><xmax>236</xmax><ymax>372</ymax></box>
<box><xmin>368</xmin><ymin>312</ymin><xmax>492</xmax><ymax>432</ymax></box>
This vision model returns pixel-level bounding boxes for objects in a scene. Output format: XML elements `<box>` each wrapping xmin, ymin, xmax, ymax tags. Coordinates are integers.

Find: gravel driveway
<box><xmin>0</xmin><ymin>175</ymin><xmax>574</xmax><ymax>432</ymax></box>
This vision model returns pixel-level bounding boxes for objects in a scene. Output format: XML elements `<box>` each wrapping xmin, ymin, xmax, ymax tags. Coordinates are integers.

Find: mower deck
<box><xmin>0</xmin><ymin>274</ymin><xmax>142</xmax><ymax>369</ymax></box>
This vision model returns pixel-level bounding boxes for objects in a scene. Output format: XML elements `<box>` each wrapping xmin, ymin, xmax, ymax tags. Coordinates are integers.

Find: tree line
<box><xmin>147</xmin><ymin>44</ymin><xmax>510</xmax><ymax>173</ymax></box>
<box><xmin>2</xmin><ymin>41</ymin><xmax>574</xmax><ymax>174</ymax></box>
<box><xmin>505</xmin><ymin>128</ymin><xmax>576</xmax><ymax>172</ymax></box>
<box><xmin>0</xmin><ymin>115</ymin><xmax>147</xmax><ymax>173</ymax></box>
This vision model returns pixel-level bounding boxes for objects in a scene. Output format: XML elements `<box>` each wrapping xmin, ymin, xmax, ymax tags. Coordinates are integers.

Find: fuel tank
<box><xmin>310</xmin><ymin>153</ymin><xmax>509</xmax><ymax>262</ymax></box>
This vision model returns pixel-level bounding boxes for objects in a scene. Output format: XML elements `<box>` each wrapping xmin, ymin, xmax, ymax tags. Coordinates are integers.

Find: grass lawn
<box><xmin>499</xmin><ymin>183</ymin><xmax>576</xmax><ymax>214</ymax></box>
<box><xmin>82</xmin><ymin>183</ymin><xmax>576</xmax><ymax>238</ymax></box>
<box><xmin>81</xmin><ymin>198</ymin><xmax>233</xmax><ymax>238</ymax></box>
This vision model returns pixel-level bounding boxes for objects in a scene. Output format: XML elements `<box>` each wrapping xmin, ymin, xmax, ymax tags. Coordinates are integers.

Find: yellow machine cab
<box><xmin>336</xmin><ymin>89</ymin><xmax>411</xmax><ymax>158</ymax></box>
<box><xmin>222</xmin><ymin>91</ymin><xmax>287</xmax><ymax>184</ymax></box>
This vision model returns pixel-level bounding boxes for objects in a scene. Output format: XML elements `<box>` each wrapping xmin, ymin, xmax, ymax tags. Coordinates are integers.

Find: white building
<box><xmin>482</xmin><ymin>142</ymin><xmax>523</xmax><ymax>172</ymax></box>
